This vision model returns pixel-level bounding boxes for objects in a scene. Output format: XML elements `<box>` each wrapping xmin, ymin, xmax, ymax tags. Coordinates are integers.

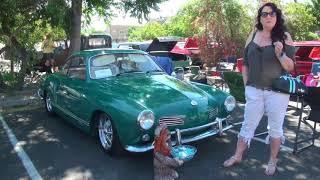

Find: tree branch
<box><xmin>0</xmin><ymin>46</ymin><xmax>9</xmax><ymax>55</ymax></box>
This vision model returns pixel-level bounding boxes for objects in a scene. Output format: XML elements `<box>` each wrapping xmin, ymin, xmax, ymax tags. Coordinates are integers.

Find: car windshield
<box><xmin>90</xmin><ymin>53</ymin><xmax>163</xmax><ymax>79</ymax></box>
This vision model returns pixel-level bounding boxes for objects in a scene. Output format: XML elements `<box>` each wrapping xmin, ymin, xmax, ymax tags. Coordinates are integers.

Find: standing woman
<box><xmin>223</xmin><ymin>3</ymin><xmax>295</xmax><ymax>176</ymax></box>
<box><xmin>42</xmin><ymin>33</ymin><xmax>56</xmax><ymax>73</ymax></box>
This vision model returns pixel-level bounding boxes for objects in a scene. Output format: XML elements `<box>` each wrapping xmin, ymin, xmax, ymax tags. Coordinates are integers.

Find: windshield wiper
<box><xmin>146</xmin><ymin>70</ymin><xmax>163</xmax><ymax>74</ymax></box>
<box><xmin>115</xmin><ymin>70</ymin><xmax>143</xmax><ymax>76</ymax></box>
<box><xmin>124</xmin><ymin>70</ymin><xmax>143</xmax><ymax>73</ymax></box>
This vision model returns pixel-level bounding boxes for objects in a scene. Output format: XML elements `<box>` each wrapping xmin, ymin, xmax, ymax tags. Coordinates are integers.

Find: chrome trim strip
<box><xmin>55</xmin><ymin>104</ymin><xmax>90</xmax><ymax>127</ymax></box>
<box><xmin>177</xmin><ymin>125</ymin><xmax>233</xmax><ymax>145</ymax></box>
<box><xmin>125</xmin><ymin>116</ymin><xmax>233</xmax><ymax>152</ymax></box>
<box><xmin>159</xmin><ymin>115</ymin><xmax>185</xmax><ymax>126</ymax></box>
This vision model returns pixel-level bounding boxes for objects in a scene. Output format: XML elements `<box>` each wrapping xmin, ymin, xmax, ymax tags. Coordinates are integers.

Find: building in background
<box><xmin>105</xmin><ymin>16</ymin><xmax>168</xmax><ymax>43</ymax></box>
<box><xmin>106</xmin><ymin>25</ymin><xmax>133</xmax><ymax>43</ymax></box>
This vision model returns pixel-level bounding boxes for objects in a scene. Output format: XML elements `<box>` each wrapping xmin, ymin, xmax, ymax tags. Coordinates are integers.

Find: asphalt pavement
<box><xmin>1</xmin><ymin>102</ymin><xmax>320</xmax><ymax>180</ymax></box>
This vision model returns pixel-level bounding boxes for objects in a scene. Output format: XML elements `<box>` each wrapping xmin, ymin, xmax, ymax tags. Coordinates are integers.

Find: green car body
<box><xmin>39</xmin><ymin>48</ymin><xmax>236</xmax><ymax>153</ymax></box>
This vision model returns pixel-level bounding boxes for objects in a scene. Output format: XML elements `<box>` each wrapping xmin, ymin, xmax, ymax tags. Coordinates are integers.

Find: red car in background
<box><xmin>292</xmin><ymin>41</ymin><xmax>320</xmax><ymax>76</ymax></box>
<box><xmin>236</xmin><ymin>40</ymin><xmax>320</xmax><ymax>76</ymax></box>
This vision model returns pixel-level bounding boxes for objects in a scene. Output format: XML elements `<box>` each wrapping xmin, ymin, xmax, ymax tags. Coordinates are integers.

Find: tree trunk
<box><xmin>16</xmin><ymin>48</ymin><xmax>28</xmax><ymax>90</ymax></box>
<box><xmin>0</xmin><ymin>72</ymin><xmax>6</xmax><ymax>91</ymax></box>
<box><xmin>0</xmin><ymin>46</ymin><xmax>9</xmax><ymax>89</ymax></box>
<box><xmin>10</xmin><ymin>36</ymin><xmax>27</xmax><ymax>90</ymax></box>
<box><xmin>69</xmin><ymin>0</ymin><xmax>82</xmax><ymax>56</ymax></box>
<box><xmin>10</xmin><ymin>60</ymin><xmax>14</xmax><ymax>74</ymax></box>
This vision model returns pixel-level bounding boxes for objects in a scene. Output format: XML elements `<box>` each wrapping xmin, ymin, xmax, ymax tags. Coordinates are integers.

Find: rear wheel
<box><xmin>96</xmin><ymin>113</ymin><xmax>123</xmax><ymax>155</ymax></box>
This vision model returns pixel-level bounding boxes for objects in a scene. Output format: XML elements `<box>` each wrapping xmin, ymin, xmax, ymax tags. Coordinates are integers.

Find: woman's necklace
<box><xmin>256</xmin><ymin>32</ymin><xmax>272</xmax><ymax>47</ymax></box>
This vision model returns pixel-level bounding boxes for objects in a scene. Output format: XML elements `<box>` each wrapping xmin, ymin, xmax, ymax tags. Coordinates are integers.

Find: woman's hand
<box><xmin>273</xmin><ymin>41</ymin><xmax>283</xmax><ymax>58</ymax></box>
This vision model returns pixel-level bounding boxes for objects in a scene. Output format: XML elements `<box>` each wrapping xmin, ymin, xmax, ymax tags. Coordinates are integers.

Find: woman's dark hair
<box><xmin>255</xmin><ymin>2</ymin><xmax>287</xmax><ymax>42</ymax></box>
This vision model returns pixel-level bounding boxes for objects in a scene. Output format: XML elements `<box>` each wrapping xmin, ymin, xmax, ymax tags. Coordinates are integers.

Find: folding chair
<box><xmin>189</xmin><ymin>65</ymin><xmax>200</xmax><ymax>77</ymax></box>
<box><xmin>173</xmin><ymin>67</ymin><xmax>184</xmax><ymax>80</ymax></box>
<box><xmin>189</xmin><ymin>65</ymin><xmax>207</xmax><ymax>84</ymax></box>
<box><xmin>206</xmin><ymin>71</ymin><xmax>223</xmax><ymax>89</ymax></box>
<box><xmin>294</xmin><ymin>62</ymin><xmax>320</xmax><ymax>109</ymax></box>
<box><xmin>293</xmin><ymin>87</ymin><xmax>320</xmax><ymax>154</ymax></box>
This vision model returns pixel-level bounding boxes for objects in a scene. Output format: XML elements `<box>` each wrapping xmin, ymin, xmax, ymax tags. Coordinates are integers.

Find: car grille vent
<box><xmin>159</xmin><ymin>116</ymin><xmax>185</xmax><ymax>126</ymax></box>
<box><xmin>208</xmin><ymin>108</ymin><xmax>219</xmax><ymax>119</ymax></box>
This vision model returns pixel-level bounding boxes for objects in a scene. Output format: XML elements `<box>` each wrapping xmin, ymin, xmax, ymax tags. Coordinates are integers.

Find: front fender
<box><xmin>91</xmin><ymin>94</ymin><xmax>150</xmax><ymax>147</ymax></box>
<box><xmin>190</xmin><ymin>82</ymin><xmax>232</xmax><ymax>117</ymax></box>
<box><xmin>41</xmin><ymin>75</ymin><xmax>59</xmax><ymax>103</ymax></box>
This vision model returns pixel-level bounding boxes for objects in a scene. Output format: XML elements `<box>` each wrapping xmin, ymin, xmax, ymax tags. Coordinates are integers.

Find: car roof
<box><xmin>117</xmin><ymin>41</ymin><xmax>151</xmax><ymax>51</ymax></box>
<box><xmin>71</xmin><ymin>48</ymin><xmax>147</xmax><ymax>58</ymax></box>
<box><xmin>118</xmin><ymin>41</ymin><xmax>151</xmax><ymax>45</ymax></box>
<box><xmin>293</xmin><ymin>41</ymin><xmax>320</xmax><ymax>47</ymax></box>
<box><xmin>146</xmin><ymin>39</ymin><xmax>177</xmax><ymax>52</ymax></box>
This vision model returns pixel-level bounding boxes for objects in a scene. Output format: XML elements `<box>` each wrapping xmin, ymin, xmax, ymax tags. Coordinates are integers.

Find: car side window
<box><xmin>67</xmin><ymin>57</ymin><xmax>86</xmax><ymax>80</ymax></box>
<box><xmin>61</xmin><ymin>59</ymin><xmax>71</xmax><ymax>75</ymax></box>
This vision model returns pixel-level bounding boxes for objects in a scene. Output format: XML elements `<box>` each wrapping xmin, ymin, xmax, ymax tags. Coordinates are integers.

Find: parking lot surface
<box><xmin>1</xmin><ymin>103</ymin><xmax>320</xmax><ymax>180</ymax></box>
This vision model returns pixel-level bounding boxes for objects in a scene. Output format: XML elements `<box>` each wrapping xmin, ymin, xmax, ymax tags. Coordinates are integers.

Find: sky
<box><xmin>89</xmin><ymin>0</ymin><xmax>187</xmax><ymax>30</ymax></box>
<box><xmin>111</xmin><ymin>0</ymin><xmax>187</xmax><ymax>25</ymax></box>
<box><xmin>89</xmin><ymin>0</ymin><xmax>310</xmax><ymax>30</ymax></box>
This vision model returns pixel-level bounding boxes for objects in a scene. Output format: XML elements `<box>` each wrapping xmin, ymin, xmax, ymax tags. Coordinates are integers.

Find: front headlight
<box><xmin>224</xmin><ymin>95</ymin><xmax>236</xmax><ymax>111</ymax></box>
<box><xmin>137</xmin><ymin>110</ymin><xmax>155</xmax><ymax>130</ymax></box>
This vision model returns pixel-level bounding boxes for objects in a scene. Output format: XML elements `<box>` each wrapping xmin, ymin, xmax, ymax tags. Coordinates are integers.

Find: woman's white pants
<box><xmin>239</xmin><ymin>86</ymin><xmax>290</xmax><ymax>147</ymax></box>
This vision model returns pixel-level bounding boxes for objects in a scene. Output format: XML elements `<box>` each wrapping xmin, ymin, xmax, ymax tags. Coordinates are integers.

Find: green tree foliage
<box><xmin>0</xmin><ymin>0</ymin><xmax>164</xmax><ymax>90</ymax></box>
<box><xmin>128</xmin><ymin>22</ymin><xmax>168</xmax><ymax>41</ymax></box>
<box><xmin>127</xmin><ymin>0</ymin><xmax>202</xmax><ymax>41</ymax></box>
<box><xmin>43</xmin><ymin>0</ymin><xmax>71</xmax><ymax>38</ymax></box>
<box><xmin>222</xmin><ymin>0</ymin><xmax>252</xmax><ymax>55</ymax></box>
<box><xmin>128</xmin><ymin>0</ymin><xmax>251</xmax><ymax>55</ymax></box>
<box><xmin>67</xmin><ymin>0</ymin><xmax>165</xmax><ymax>55</ymax></box>
<box><xmin>189</xmin><ymin>0</ymin><xmax>252</xmax><ymax>66</ymax></box>
<box><xmin>284</xmin><ymin>2</ymin><xmax>317</xmax><ymax>41</ymax></box>
<box><xmin>309</xmin><ymin>0</ymin><xmax>320</xmax><ymax>30</ymax></box>
<box><xmin>165</xmin><ymin>0</ymin><xmax>202</xmax><ymax>37</ymax></box>
<box><xmin>0</xmin><ymin>0</ymin><xmax>67</xmax><ymax>90</ymax></box>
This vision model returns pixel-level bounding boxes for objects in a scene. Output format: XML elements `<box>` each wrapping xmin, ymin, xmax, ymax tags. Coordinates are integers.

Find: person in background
<box><xmin>42</xmin><ymin>33</ymin><xmax>56</xmax><ymax>73</ymax></box>
<box><xmin>222</xmin><ymin>2</ymin><xmax>295</xmax><ymax>176</ymax></box>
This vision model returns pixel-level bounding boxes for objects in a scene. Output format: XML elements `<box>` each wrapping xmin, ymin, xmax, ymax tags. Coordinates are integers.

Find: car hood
<box><xmin>91</xmin><ymin>74</ymin><xmax>223</xmax><ymax>129</ymax></box>
<box><xmin>92</xmin><ymin>74</ymin><xmax>216</xmax><ymax>110</ymax></box>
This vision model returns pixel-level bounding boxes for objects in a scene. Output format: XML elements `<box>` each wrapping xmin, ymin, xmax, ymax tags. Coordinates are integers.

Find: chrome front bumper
<box><xmin>125</xmin><ymin>115</ymin><xmax>233</xmax><ymax>152</ymax></box>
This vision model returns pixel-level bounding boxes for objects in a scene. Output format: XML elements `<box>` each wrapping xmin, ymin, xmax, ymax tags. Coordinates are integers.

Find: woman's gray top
<box><xmin>244</xmin><ymin>32</ymin><xmax>296</xmax><ymax>89</ymax></box>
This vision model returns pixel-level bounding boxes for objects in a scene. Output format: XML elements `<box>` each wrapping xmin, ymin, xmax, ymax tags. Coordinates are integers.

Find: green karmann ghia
<box><xmin>38</xmin><ymin>48</ymin><xmax>236</xmax><ymax>154</ymax></box>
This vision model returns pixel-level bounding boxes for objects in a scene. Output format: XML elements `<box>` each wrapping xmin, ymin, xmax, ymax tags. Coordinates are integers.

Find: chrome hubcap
<box><xmin>46</xmin><ymin>95</ymin><xmax>52</xmax><ymax>112</ymax></box>
<box><xmin>98</xmin><ymin>115</ymin><xmax>113</xmax><ymax>150</ymax></box>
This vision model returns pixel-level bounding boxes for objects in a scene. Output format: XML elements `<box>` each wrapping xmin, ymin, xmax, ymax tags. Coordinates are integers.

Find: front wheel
<box><xmin>96</xmin><ymin>113</ymin><xmax>123</xmax><ymax>155</ymax></box>
<box><xmin>44</xmin><ymin>92</ymin><xmax>55</xmax><ymax>116</ymax></box>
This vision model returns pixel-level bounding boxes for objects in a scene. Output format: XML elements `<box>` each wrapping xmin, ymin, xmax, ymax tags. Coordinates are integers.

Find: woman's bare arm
<box><xmin>242</xmin><ymin>31</ymin><xmax>254</xmax><ymax>86</ymax></box>
<box><xmin>277</xmin><ymin>32</ymin><xmax>295</xmax><ymax>72</ymax></box>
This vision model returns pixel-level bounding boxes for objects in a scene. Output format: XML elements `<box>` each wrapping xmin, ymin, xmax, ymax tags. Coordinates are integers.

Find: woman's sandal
<box><xmin>223</xmin><ymin>156</ymin><xmax>242</xmax><ymax>167</ymax></box>
<box><xmin>265</xmin><ymin>159</ymin><xmax>278</xmax><ymax>176</ymax></box>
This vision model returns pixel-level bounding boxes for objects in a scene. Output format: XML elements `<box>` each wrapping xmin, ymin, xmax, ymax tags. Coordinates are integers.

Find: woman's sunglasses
<box><xmin>261</xmin><ymin>11</ymin><xmax>276</xmax><ymax>18</ymax></box>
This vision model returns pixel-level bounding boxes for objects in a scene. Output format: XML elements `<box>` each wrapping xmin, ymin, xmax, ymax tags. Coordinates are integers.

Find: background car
<box><xmin>117</xmin><ymin>41</ymin><xmax>151</xmax><ymax>51</ymax></box>
<box><xmin>33</xmin><ymin>33</ymin><xmax>112</xmax><ymax>72</ymax></box>
<box><xmin>38</xmin><ymin>48</ymin><xmax>236</xmax><ymax>155</ymax></box>
<box><xmin>292</xmin><ymin>40</ymin><xmax>320</xmax><ymax>76</ymax></box>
